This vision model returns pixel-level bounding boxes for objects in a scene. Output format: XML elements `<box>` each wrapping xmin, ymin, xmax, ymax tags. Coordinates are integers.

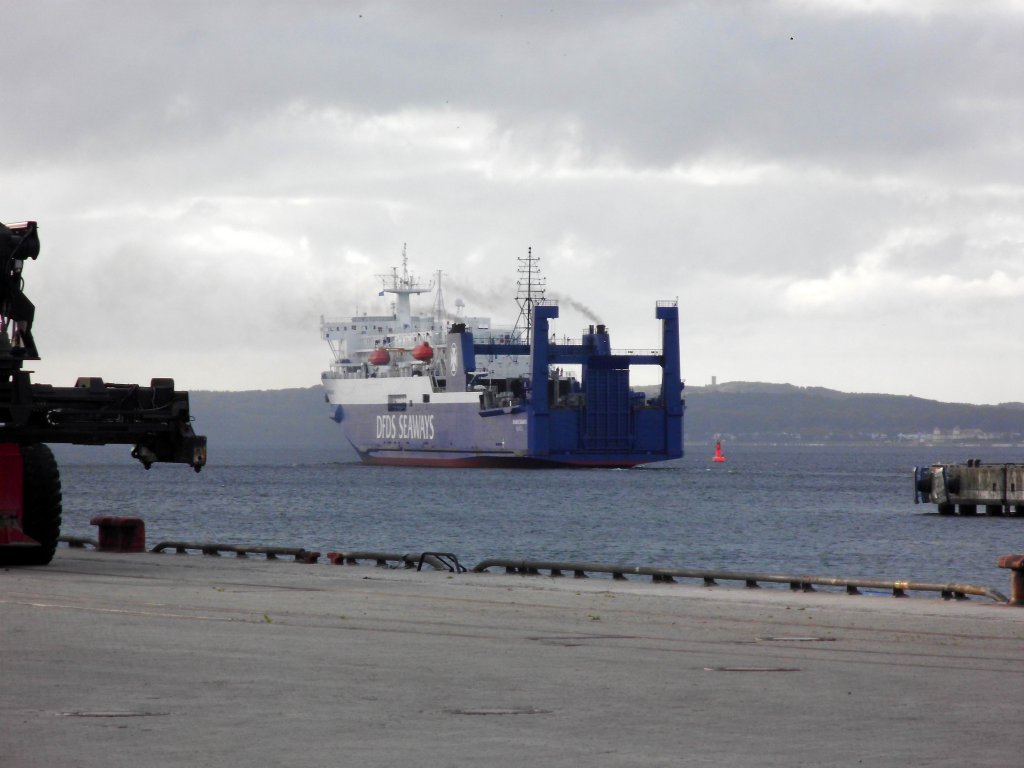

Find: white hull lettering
<box><xmin>376</xmin><ymin>413</ymin><xmax>435</xmax><ymax>441</ymax></box>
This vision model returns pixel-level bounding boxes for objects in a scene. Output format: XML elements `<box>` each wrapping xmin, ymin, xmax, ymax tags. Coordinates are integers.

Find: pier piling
<box><xmin>915</xmin><ymin>462</ymin><xmax>1024</xmax><ymax>515</ymax></box>
<box><xmin>996</xmin><ymin>554</ymin><xmax>1024</xmax><ymax>606</ymax></box>
<box><xmin>89</xmin><ymin>515</ymin><xmax>146</xmax><ymax>553</ymax></box>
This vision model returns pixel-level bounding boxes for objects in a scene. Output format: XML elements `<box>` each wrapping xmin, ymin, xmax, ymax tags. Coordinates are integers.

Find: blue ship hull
<box><xmin>333</xmin><ymin>401</ymin><xmax>676</xmax><ymax>468</ymax></box>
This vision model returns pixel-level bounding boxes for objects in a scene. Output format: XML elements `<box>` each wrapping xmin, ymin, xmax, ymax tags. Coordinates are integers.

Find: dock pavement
<box><xmin>2</xmin><ymin>547</ymin><xmax>1022</xmax><ymax>767</ymax></box>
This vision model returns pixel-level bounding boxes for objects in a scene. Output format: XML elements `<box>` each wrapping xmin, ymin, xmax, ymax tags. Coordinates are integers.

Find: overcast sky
<box><xmin>4</xmin><ymin>0</ymin><xmax>1023</xmax><ymax>404</ymax></box>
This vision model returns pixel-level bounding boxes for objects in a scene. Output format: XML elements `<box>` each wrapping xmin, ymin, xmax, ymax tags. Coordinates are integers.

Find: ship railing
<box><xmin>610</xmin><ymin>348</ymin><xmax>662</xmax><ymax>357</ymax></box>
<box><xmin>326</xmin><ymin>365</ymin><xmax>428</xmax><ymax>380</ymax></box>
<box><xmin>656</xmin><ymin>299</ymin><xmax>678</xmax><ymax>307</ymax></box>
<box><xmin>543</xmin><ymin>335</ymin><xmax>662</xmax><ymax>357</ymax></box>
<box><xmin>324</xmin><ymin>368</ymin><xmax>365</xmax><ymax>380</ymax></box>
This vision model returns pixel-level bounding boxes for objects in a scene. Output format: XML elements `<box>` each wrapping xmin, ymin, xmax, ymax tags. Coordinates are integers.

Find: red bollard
<box><xmin>996</xmin><ymin>554</ymin><xmax>1024</xmax><ymax>606</ymax></box>
<box><xmin>90</xmin><ymin>515</ymin><xmax>146</xmax><ymax>553</ymax></box>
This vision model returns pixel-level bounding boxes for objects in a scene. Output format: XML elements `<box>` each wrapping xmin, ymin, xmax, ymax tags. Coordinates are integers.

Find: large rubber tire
<box><xmin>7</xmin><ymin>444</ymin><xmax>63</xmax><ymax>566</ymax></box>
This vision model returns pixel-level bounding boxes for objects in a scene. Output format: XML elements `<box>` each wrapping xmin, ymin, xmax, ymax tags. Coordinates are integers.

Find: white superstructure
<box><xmin>320</xmin><ymin>253</ymin><xmax>530</xmax><ymax>402</ymax></box>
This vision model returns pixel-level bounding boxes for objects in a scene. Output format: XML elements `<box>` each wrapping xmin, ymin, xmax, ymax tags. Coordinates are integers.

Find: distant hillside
<box><xmin>190</xmin><ymin>387</ymin><xmax>337</xmax><ymax>450</ymax></box>
<box><xmin>56</xmin><ymin>382</ymin><xmax>1024</xmax><ymax>465</ymax></box>
<box><xmin>51</xmin><ymin>386</ymin><xmax>342</xmax><ymax>466</ymax></box>
<box><xmin>190</xmin><ymin>382</ymin><xmax>1024</xmax><ymax>448</ymax></box>
<box><xmin>678</xmin><ymin>382</ymin><xmax>1024</xmax><ymax>443</ymax></box>
<box><xmin>186</xmin><ymin>382</ymin><xmax>1024</xmax><ymax>448</ymax></box>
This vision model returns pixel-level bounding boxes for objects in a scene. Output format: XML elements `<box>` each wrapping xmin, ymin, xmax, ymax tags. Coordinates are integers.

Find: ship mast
<box><xmin>513</xmin><ymin>247</ymin><xmax>545</xmax><ymax>342</ymax></box>
<box><xmin>376</xmin><ymin>244</ymin><xmax>430</xmax><ymax>324</ymax></box>
<box><xmin>432</xmin><ymin>269</ymin><xmax>447</xmax><ymax>324</ymax></box>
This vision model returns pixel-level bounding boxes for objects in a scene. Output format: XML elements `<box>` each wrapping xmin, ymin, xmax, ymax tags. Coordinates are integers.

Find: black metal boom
<box><xmin>1</xmin><ymin>219</ymin><xmax>205</xmax><ymax>470</ymax></box>
<box><xmin>0</xmin><ymin>374</ymin><xmax>206</xmax><ymax>470</ymax></box>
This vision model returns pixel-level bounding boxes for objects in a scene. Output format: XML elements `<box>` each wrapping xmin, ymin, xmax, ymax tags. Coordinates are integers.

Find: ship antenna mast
<box><xmin>432</xmin><ymin>269</ymin><xmax>447</xmax><ymax>323</ymax></box>
<box><xmin>513</xmin><ymin>247</ymin><xmax>545</xmax><ymax>342</ymax></box>
<box><xmin>376</xmin><ymin>243</ymin><xmax>430</xmax><ymax>324</ymax></box>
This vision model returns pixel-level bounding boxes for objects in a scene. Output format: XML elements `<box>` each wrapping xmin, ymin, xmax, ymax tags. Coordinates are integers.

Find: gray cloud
<box><xmin>3</xmin><ymin>0</ymin><xmax>1023</xmax><ymax>402</ymax></box>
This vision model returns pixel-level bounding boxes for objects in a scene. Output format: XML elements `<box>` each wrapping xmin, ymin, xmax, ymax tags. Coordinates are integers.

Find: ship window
<box><xmin>387</xmin><ymin>394</ymin><xmax>407</xmax><ymax>412</ymax></box>
<box><xmin>422</xmin><ymin>394</ymin><xmax>430</xmax><ymax>403</ymax></box>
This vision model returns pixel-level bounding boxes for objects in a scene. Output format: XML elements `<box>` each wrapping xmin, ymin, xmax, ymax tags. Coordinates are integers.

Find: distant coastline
<box><xmin>671</xmin><ymin>381</ymin><xmax>1024</xmax><ymax>447</ymax></box>
<box><xmin>50</xmin><ymin>382</ymin><xmax>1024</xmax><ymax>465</ymax></box>
<box><xmin>187</xmin><ymin>382</ymin><xmax>1024</xmax><ymax>449</ymax></box>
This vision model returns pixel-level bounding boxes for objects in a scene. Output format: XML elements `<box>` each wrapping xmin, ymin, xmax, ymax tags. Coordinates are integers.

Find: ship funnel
<box><xmin>583</xmin><ymin>324</ymin><xmax>611</xmax><ymax>355</ymax></box>
<box><xmin>443</xmin><ymin>327</ymin><xmax>475</xmax><ymax>391</ymax></box>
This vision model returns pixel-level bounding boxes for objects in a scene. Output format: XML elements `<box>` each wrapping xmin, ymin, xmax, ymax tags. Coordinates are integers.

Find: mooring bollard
<box><xmin>89</xmin><ymin>515</ymin><xmax>146</xmax><ymax>553</ymax></box>
<box><xmin>996</xmin><ymin>555</ymin><xmax>1024</xmax><ymax>606</ymax></box>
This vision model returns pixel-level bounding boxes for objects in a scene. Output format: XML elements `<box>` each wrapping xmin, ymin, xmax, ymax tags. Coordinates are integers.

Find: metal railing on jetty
<box><xmin>150</xmin><ymin>541</ymin><xmax>320</xmax><ymax>563</ymax></box>
<box><xmin>471</xmin><ymin>558</ymin><xmax>1008</xmax><ymax>603</ymax></box>
<box><xmin>326</xmin><ymin>550</ymin><xmax>466</xmax><ymax>572</ymax></box>
<box><xmin>58</xmin><ymin>535</ymin><xmax>1013</xmax><ymax>604</ymax></box>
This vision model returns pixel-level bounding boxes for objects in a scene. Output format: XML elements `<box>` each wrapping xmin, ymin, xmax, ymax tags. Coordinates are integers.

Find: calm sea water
<box><xmin>54</xmin><ymin>443</ymin><xmax>1024</xmax><ymax>593</ymax></box>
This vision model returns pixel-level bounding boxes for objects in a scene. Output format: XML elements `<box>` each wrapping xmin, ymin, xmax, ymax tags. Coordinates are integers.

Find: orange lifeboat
<box><xmin>412</xmin><ymin>341</ymin><xmax>434</xmax><ymax>362</ymax></box>
<box><xmin>368</xmin><ymin>347</ymin><xmax>390</xmax><ymax>366</ymax></box>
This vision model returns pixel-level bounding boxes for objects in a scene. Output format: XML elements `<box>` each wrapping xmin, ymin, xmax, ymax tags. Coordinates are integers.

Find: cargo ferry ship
<box><xmin>319</xmin><ymin>249</ymin><xmax>683</xmax><ymax>467</ymax></box>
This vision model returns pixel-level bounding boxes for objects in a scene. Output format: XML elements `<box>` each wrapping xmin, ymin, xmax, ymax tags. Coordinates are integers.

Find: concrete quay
<box><xmin>2</xmin><ymin>548</ymin><xmax>1022</xmax><ymax>767</ymax></box>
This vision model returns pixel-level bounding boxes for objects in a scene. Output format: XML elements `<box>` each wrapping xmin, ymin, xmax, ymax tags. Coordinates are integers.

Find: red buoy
<box><xmin>712</xmin><ymin>440</ymin><xmax>726</xmax><ymax>463</ymax></box>
<box><xmin>368</xmin><ymin>347</ymin><xmax>390</xmax><ymax>366</ymax></box>
<box><xmin>412</xmin><ymin>341</ymin><xmax>434</xmax><ymax>361</ymax></box>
